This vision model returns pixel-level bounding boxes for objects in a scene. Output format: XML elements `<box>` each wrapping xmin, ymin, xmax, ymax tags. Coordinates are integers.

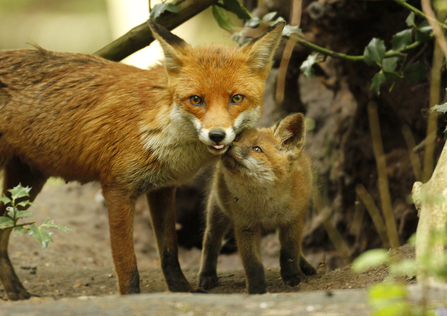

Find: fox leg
<box><xmin>0</xmin><ymin>157</ymin><xmax>48</xmax><ymax>300</ymax></box>
<box><xmin>234</xmin><ymin>224</ymin><xmax>266</xmax><ymax>294</ymax></box>
<box><xmin>102</xmin><ymin>187</ymin><xmax>140</xmax><ymax>294</ymax></box>
<box><xmin>146</xmin><ymin>186</ymin><xmax>192</xmax><ymax>292</ymax></box>
<box><xmin>278</xmin><ymin>218</ymin><xmax>308</xmax><ymax>287</ymax></box>
<box><xmin>198</xmin><ymin>200</ymin><xmax>231</xmax><ymax>290</ymax></box>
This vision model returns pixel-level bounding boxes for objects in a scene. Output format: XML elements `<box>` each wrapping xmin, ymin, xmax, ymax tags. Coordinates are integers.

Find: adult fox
<box><xmin>199</xmin><ymin>113</ymin><xmax>316</xmax><ymax>294</ymax></box>
<box><xmin>0</xmin><ymin>20</ymin><xmax>284</xmax><ymax>300</ymax></box>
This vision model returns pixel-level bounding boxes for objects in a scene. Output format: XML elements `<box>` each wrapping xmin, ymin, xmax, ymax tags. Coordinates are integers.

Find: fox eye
<box><xmin>231</xmin><ymin>94</ymin><xmax>244</xmax><ymax>104</ymax></box>
<box><xmin>252</xmin><ymin>146</ymin><xmax>263</xmax><ymax>153</ymax></box>
<box><xmin>190</xmin><ymin>95</ymin><xmax>203</xmax><ymax>106</ymax></box>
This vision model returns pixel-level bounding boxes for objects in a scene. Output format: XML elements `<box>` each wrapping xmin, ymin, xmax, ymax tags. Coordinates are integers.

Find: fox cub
<box><xmin>198</xmin><ymin>113</ymin><xmax>316</xmax><ymax>294</ymax></box>
<box><xmin>0</xmin><ymin>21</ymin><xmax>284</xmax><ymax>300</ymax></box>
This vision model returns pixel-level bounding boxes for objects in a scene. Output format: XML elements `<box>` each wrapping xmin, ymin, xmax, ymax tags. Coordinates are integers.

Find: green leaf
<box><xmin>382</xmin><ymin>57</ymin><xmax>399</xmax><ymax>72</ymax></box>
<box><xmin>352</xmin><ymin>248</ymin><xmax>389</xmax><ymax>273</ymax></box>
<box><xmin>212</xmin><ymin>5</ymin><xmax>234</xmax><ymax>32</ymax></box>
<box><xmin>363</xmin><ymin>38</ymin><xmax>386</xmax><ymax>67</ymax></box>
<box><xmin>13</xmin><ymin>225</ymin><xmax>30</xmax><ymax>236</ymax></box>
<box><xmin>0</xmin><ymin>216</ymin><xmax>14</xmax><ymax>228</ymax></box>
<box><xmin>282</xmin><ymin>25</ymin><xmax>303</xmax><ymax>37</ymax></box>
<box><xmin>218</xmin><ymin>0</ymin><xmax>251</xmax><ymax>20</ymax></box>
<box><xmin>16</xmin><ymin>200</ymin><xmax>33</xmax><ymax>208</ymax></box>
<box><xmin>149</xmin><ymin>2</ymin><xmax>178</xmax><ymax>20</ymax></box>
<box><xmin>391</xmin><ymin>29</ymin><xmax>412</xmax><ymax>51</ymax></box>
<box><xmin>41</xmin><ymin>219</ymin><xmax>71</xmax><ymax>232</ymax></box>
<box><xmin>29</xmin><ymin>224</ymin><xmax>53</xmax><ymax>249</ymax></box>
<box><xmin>15</xmin><ymin>210</ymin><xmax>34</xmax><ymax>219</ymax></box>
<box><xmin>383</xmin><ymin>71</ymin><xmax>400</xmax><ymax>82</ymax></box>
<box><xmin>416</xmin><ymin>21</ymin><xmax>433</xmax><ymax>43</ymax></box>
<box><xmin>405</xmin><ymin>12</ymin><xmax>415</xmax><ymax>27</ymax></box>
<box><xmin>0</xmin><ymin>196</ymin><xmax>11</xmax><ymax>205</ymax></box>
<box><xmin>262</xmin><ymin>11</ymin><xmax>277</xmax><ymax>23</ymax></box>
<box><xmin>9</xmin><ymin>184</ymin><xmax>31</xmax><ymax>200</ymax></box>
<box><xmin>300</xmin><ymin>54</ymin><xmax>320</xmax><ymax>77</ymax></box>
<box><xmin>404</xmin><ymin>62</ymin><xmax>428</xmax><ymax>82</ymax></box>
<box><xmin>370</xmin><ymin>71</ymin><xmax>387</xmax><ymax>95</ymax></box>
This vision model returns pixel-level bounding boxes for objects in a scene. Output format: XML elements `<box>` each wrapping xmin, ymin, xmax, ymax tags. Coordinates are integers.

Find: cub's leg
<box><xmin>102</xmin><ymin>187</ymin><xmax>140</xmax><ymax>294</ymax></box>
<box><xmin>234</xmin><ymin>224</ymin><xmax>266</xmax><ymax>294</ymax></box>
<box><xmin>278</xmin><ymin>218</ymin><xmax>307</xmax><ymax>287</ymax></box>
<box><xmin>146</xmin><ymin>187</ymin><xmax>193</xmax><ymax>292</ymax></box>
<box><xmin>0</xmin><ymin>157</ymin><xmax>48</xmax><ymax>300</ymax></box>
<box><xmin>198</xmin><ymin>200</ymin><xmax>231</xmax><ymax>290</ymax></box>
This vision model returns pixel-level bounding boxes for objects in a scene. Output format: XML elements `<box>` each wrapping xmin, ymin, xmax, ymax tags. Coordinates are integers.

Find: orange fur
<box><xmin>0</xmin><ymin>21</ymin><xmax>284</xmax><ymax>300</ymax></box>
<box><xmin>199</xmin><ymin>113</ymin><xmax>316</xmax><ymax>294</ymax></box>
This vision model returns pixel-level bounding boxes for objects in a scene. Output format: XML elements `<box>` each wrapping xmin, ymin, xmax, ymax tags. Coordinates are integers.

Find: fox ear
<box><xmin>240</xmin><ymin>21</ymin><xmax>284</xmax><ymax>75</ymax></box>
<box><xmin>273</xmin><ymin>113</ymin><xmax>306</xmax><ymax>151</ymax></box>
<box><xmin>147</xmin><ymin>20</ymin><xmax>189</xmax><ymax>73</ymax></box>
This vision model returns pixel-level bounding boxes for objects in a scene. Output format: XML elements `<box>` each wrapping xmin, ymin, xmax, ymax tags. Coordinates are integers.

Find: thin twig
<box><xmin>402</xmin><ymin>125</ymin><xmax>423</xmax><ymax>182</ymax></box>
<box><xmin>367</xmin><ymin>102</ymin><xmax>400</xmax><ymax>249</ymax></box>
<box><xmin>393</xmin><ymin>0</ymin><xmax>447</xmax><ymax>30</ymax></box>
<box><xmin>355</xmin><ymin>184</ymin><xmax>391</xmax><ymax>249</ymax></box>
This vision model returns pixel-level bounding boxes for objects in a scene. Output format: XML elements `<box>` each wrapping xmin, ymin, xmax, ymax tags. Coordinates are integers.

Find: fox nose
<box><xmin>209</xmin><ymin>129</ymin><xmax>226</xmax><ymax>143</ymax></box>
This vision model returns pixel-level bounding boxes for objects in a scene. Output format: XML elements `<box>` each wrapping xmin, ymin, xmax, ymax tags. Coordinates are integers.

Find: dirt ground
<box><xmin>0</xmin><ymin>181</ymin><xmax>415</xmax><ymax>301</ymax></box>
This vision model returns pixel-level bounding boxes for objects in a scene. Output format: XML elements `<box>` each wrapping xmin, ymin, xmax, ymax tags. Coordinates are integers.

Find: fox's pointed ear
<box><xmin>273</xmin><ymin>113</ymin><xmax>306</xmax><ymax>151</ymax></box>
<box><xmin>241</xmin><ymin>21</ymin><xmax>285</xmax><ymax>75</ymax></box>
<box><xmin>147</xmin><ymin>20</ymin><xmax>190</xmax><ymax>73</ymax></box>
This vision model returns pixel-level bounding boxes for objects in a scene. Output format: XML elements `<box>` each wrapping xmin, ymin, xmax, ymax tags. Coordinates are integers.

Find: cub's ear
<box><xmin>147</xmin><ymin>20</ymin><xmax>190</xmax><ymax>74</ymax></box>
<box><xmin>240</xmin><ymin>21</ymin><xmax>285</xmax><ymax>76</ymax></box>
<box><xmin>273</xmin><ymin>113</ymin><xmax>306</xmax><ymax>151</ymax></box>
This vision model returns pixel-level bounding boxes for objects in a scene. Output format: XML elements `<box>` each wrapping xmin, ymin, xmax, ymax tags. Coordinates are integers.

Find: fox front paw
<box><xmin>282</xmin><ymin>272</ymin><xmax>303</xmax><ymax>287</ymax></box>
<box><xmin>198</xmin><ymin>273</ymin><xmax>219</xmax><ymax>290</ymax></box>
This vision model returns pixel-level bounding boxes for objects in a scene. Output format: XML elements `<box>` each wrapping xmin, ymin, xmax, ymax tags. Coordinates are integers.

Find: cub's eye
<box><xmin>190</xmin><ymin>95</ymin><xmax>203</xmax><ymax>106</ymax></box>
<box><xmin>231</xmin><ymin>94</ymin><xmax>244</xmax><ymax>104</ymax></box>
<box><xmin>252</xmin><ymin>146</ymin><xmax>263</xmax><ymax>153</ymax></box>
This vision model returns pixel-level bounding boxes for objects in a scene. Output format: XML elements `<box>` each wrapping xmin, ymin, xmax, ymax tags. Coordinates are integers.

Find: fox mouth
<box><xmin>207</xmin><ymin>144</ymin><xmax>229</xmax><ymax>155</ymax></box>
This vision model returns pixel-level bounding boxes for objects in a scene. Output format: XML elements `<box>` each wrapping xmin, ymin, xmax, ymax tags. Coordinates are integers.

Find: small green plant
<box><xmin>0</xmin><ymin>184</ymin><xmax>70</xmax><ymax>249</ymax></box>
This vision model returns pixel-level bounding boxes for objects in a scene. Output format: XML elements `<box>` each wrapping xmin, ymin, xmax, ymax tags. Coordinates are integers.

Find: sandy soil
<box><xmin>0</xmin><ymin>182</ymin><xmax>415</xmax><ymax>300</ymax></box>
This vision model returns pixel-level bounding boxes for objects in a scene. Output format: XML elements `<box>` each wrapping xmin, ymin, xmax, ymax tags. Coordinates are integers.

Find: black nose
<box><xmin>209</xmin><ymin>129</ymin><xmax>226</xmax><ymax>143</ymax></box>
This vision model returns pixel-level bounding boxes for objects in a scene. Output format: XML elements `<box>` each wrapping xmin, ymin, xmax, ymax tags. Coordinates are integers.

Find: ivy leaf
<box><xmin>0</xmin><ymin>196</ymin><xmax>11</xmax><ymax>205</ymax></box>
<box><xmin>16</xmin><ymin>200</ymin><xmax>33</xmax><ymax>208</ymax></box>
<box><xmin>149</xmin><ymin>2</ymin><xmax>178</xmax><ymax>20</ymax></box>
<box><xmin>432</xmin><ymin>102</ymin><xmax>447</xmax><ymax>113</ymax></box>
<box><xmin>217</xmin><ymin>0</ymin><xmax>251</xmax><ymax>20</ymax></box>
<box><xmin>300</xmin><ymin>54</ymin><xmax>320</xmax><ymax>77</ymax></box>
<box><xmin>15</xmin><ymin>210</ymin><xmax>34</xmax><ymax>219</ymax></box>
<box><xmin>212</xmin><ymin>5</ymin><xmax>234</xmax><ymax>32</ymax></box>
<box><xmin>29</xmin><ymin>224</ymin><xmax>53</xmax><ymax>249</ymax></box>
<box><xmin>404</xmin><ymin>62</ymin><xmax>428</xmax><ymax>82</ymax></box>
<box><xmin>282</xmin><ymin>25</ymin><xmax>303</xmax><ymax>37</ymax></box>
<box><xmin>0</xmin><ymin>216</ymin><xmax>14</xmax><ymax>228</ymax></box>
<box><xmin>391</xmin><ymin>29</ymin><xmax>412</xmax><ymax>51</ymax></box>
<box><xmin>406</xmin><ymin>12</ymin><xmax>415</xmax><ymax>27</ymax></box>
<box><xmin>363</xmin><ymin>38</ymin><xmax>386</xmax><ymax>67</ymax></box>
<box><xmin>370</xmin><ymin>70</ymin><xmax>387</xmax><ymax>95</ymax></box>
<box><xmin>9</xmin><ymin>184</ymin><xmax>31</xmax><ymax>201</ymax></box>
<box><xmin>13</xmin><ymin>225</ymin><xmax>30</xmax><ymax>236</ymax></box>
<box><xmin>352</xmin><ymin>248</ymin><xmax>389</xmax><ymax>273</ymax></box>
<box><xmin>41</xmin><ymin>219</ymin><xmax>71</xmax><ymax>232</ymax></box>
<box><xmin>383</xmin><ymin>71</ymin><xmax>400</xmax><ymax>82</ymax></box>
<box><xmin>382</xmin><ymin>56</ymin><xmax>400</xmax><ymax>72</ymax></box>
<box><xmin>416</xmin><ymin>21</ymin><xmax>433</xmax><ymax>43</ymax></box>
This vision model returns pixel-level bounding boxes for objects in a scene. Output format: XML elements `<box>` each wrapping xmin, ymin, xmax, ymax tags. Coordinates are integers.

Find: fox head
<box><xmin>148</xmin><ymin>20</ymin><xmax>284</xmax><ymax>155</ymax></box>
<box><xmin>221</xmin><ymin>113</ymin><xmax>307</xmax><ymax>185</ymax></box>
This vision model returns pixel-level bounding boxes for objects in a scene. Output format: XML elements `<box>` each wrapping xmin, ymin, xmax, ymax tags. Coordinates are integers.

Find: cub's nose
<box><xmin>209</xmin><ymin>129</ymin><xmax>226</xmax><ymax>143</ymax></box>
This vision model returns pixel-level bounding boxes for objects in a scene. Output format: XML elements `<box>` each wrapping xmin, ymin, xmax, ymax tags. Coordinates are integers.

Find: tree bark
<box><xmin>94</xmin><ymin>0</ymin><xmax>219</xmax><ymax>61</ymax></box>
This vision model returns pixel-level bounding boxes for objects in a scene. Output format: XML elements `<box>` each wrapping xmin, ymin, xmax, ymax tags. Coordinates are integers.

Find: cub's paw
<box><xmin>282</xmin><ymin>273</ymin><xmax>304</xmax><ymax>287</ymax></box>
<box><xmin>198</xmin><ymin>273</ymin><xmax>219</xmax><ymax>290</ymax></box>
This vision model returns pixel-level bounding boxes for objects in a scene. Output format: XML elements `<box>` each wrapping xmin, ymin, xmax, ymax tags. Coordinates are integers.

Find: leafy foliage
<box><xmin>150</xmin><ymin>2</ymin><xmax>178</xmax><ymax>20</ymax></box>
<box><xmin>0</xmin><ymin>184</ymin><xmax>70</xmax><ymax>249</ymax></box>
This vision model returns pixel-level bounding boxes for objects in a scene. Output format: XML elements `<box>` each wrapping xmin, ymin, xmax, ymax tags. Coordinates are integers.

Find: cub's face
<box><xmin>221</xmin><ymin>128</ymin><xmax>288</xmax><ymax>185</ymax></box>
